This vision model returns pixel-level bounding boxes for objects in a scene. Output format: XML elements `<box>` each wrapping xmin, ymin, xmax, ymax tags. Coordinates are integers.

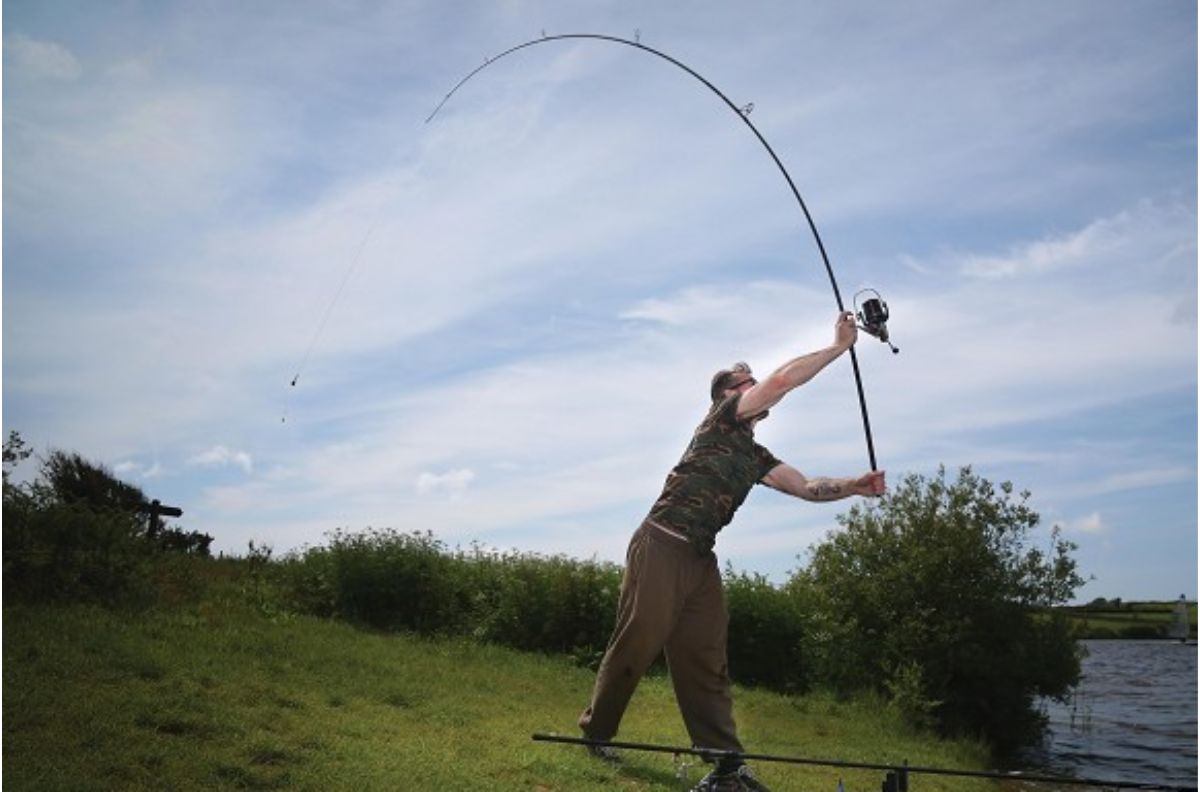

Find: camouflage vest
<box><xmin>648</xmin><ymin>392</ymin><xmax>782</xmax><ymax>554</ymax></box>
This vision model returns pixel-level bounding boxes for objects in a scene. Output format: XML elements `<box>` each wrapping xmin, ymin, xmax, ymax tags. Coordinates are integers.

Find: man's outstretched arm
<box><xmin>761</xmin><ymin>463</ymin><xmax>886</xmax><ymax>502</ymax></box>
<box><xmin>736</xmin><ymin>311</ymin><xmax>858</xmax><ymax>420</ymax></box>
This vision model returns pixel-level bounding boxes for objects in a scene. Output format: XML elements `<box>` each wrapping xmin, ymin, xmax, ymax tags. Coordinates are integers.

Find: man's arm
<box><xmin>761</xmin><ymin>463</ymin><xmax>886</xmax><ymax>502</ymax></box>
<box><xmin>736</xmin><ymin>311</ymin><xmax>858</xmax><ymax>420</ymax></box>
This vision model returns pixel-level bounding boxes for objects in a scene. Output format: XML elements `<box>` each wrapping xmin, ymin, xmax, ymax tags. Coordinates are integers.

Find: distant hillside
<box><xmin>1055</xmin><ymin>599</ymin><xmax>1197</xmax><ymax>640</ymax></box>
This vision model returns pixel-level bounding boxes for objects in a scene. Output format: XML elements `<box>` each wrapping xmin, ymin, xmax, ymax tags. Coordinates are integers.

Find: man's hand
<box><xmin>854</xmin><ymin>470</ymin><xmax>886</xmax><ymax>497</ymax></box>
<box><xmin>835</xmin><ymin>310</ymin><xmax>858</xmax><ymax>351</ymax></box>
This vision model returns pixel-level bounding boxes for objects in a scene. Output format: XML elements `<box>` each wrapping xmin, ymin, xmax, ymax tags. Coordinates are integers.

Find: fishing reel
<box><xmin>854</xmin><ymin>288</ymin><xmax>899</xmax><ymax>354</ymax></box>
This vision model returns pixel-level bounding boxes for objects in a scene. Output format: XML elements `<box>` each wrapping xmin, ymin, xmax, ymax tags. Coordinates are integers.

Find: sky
<box><xmin>3</xmin><ymin>0</ymin><xmax>1196</xmax><ymax>603</ymax></box>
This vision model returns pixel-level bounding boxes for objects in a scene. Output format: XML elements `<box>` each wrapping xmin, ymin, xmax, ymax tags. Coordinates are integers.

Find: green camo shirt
<box><xmin>647</xmin><ymin>392</ymin><xmax>782</xmax><ymax>554</ymax></box>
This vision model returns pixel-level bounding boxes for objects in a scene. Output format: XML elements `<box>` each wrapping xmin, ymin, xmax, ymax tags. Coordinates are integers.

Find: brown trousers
<box><xmin>578</xmin><ymin>520</ymin><xmax>743</xmax><ymax>752</ymax></box>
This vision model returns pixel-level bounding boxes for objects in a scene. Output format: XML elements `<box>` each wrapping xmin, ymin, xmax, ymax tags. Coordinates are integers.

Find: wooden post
<box><xmin>146</xmin><ymin>499</ymin><xmax>183</xmax><ymax>536</ymax></box>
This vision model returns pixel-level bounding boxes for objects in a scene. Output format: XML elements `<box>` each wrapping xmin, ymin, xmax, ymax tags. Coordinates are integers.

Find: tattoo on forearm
<box><xmin>807</xmin><ymin>479</ymin><xmax>844</xmax><ymax>501</ymax></box>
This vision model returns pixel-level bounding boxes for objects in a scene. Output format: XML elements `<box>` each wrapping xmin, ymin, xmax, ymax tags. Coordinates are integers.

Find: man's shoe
<box><xmin>689</xmin><ymin>764</ymin><xmax>771</xmax><ymax>792</ymax></box>
<box><xmin>585</xmin><ymin>741</ymin><xmax>620</xmax><ymax>763</ymax></box>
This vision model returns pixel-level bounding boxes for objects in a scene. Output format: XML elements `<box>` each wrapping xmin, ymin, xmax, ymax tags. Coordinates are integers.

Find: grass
<box><xmin>4</xmin><ymin>568</ymin><xmax>1000</xmax><ymax>791</ymax></box>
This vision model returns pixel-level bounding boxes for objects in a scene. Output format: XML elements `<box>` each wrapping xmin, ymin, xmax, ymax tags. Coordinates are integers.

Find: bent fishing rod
<box><xmin>532</xmin><ymin>734</ymin><xmax>1198</xmax><ymax>792</ymax></box>
<box><xmin>428</xmin><ymin>32</ymin><xmax>895</xmax><ymax>471</ymax></box>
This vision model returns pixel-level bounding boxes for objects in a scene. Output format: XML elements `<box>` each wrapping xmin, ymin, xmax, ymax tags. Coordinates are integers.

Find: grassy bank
<box><xmin>4</xmin><ymin>574</ymin><xmax>997</xmax><ymax>791</ymax></box>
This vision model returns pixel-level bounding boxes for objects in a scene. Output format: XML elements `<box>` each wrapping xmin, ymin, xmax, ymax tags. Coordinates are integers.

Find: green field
<box><xmin>1057</xmin><ymin>600</ymin><xmax>1197</xmax><ymax>640</ymax></box>
<box><xmin>3</xmin><ymin>564</ymin><xmax>1001</xmax><ymax>791</ymax></box>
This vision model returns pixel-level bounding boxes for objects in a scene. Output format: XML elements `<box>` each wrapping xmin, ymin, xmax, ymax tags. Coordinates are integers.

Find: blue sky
<box><xmin>4</xmin><ymin>0</ymin><xmax>1195</xmax><ymax>603</ymax></box>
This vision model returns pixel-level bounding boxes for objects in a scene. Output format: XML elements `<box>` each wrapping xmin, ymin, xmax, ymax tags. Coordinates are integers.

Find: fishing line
<box><xmin>427</xmin><ymin>31</ymin><xmax>888</xmax><ymax>470</ymax></box>
<box><xmin>282</xmin><ymin>209</ymin><xmax>383</xmax><ymax>424</ymax></box>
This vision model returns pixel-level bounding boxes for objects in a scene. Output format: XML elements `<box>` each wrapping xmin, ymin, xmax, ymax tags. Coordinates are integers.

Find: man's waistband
<box><xmin>645</xmin><ymin>518</ymin><xmax>691</xmax><ymax>544</ymax></box>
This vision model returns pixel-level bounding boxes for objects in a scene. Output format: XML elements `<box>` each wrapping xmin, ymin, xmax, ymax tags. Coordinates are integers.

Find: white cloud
<box><xmin>959</xmin><ymin>203</ymin><xmax>1188</xmax><ymax>279</ymax></box>
<box><xmin>114</xmin><ymin>460</ymin><xmax>164</xmax><ymax>480</ymax></box>
<box><xmin>415</xmin><ymin>468</ymin><xmax>476</xmax><ymax>496</ymax></box>
<box><xmin>1065</xmin><ymin>512</ymin><xmax>1106</xmax><ymax>535</ymax></box>
<box><xmin>620</xmin><ymin>287</ymin><xmax>746</xmax><ymax>326</ymax></box>
<box><xmin>5</xmin><ymin>33</ymin><xmax>81</xmax><ymax>80</ymax></box>
<box><xmin>1056</xmin><ymin>467</ymin><xmax>1195</xmax><ymax>501</ymax></box>
<box><xmin>962</xmin><ymin>225</ymin><xmax>1105</xmax><ymax>279</ymax></box>
<box><xmin>189</xmin><ymin>446</ymin><xmax>253</xmax><ymax>474</ymax></box>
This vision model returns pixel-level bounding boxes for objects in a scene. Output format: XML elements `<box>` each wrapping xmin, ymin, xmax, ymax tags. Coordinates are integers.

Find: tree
<box><xmin>3</xmin><ymin>437</ymin><xmax>214</xmax><ymax>603</ymax></box>
<box><xmin>40</xmin><ymin>449</ymin><xmax>149</xmax><ymax>513</ymax></box>
<box><xmin>791</xmin><ymin>466</ymin><xmax>1084</xmax><ymax>752</ymax></box>
<box><xmin>36</xmin><ymin>449</ymin><xmax>212</xmax><ymax>555</ymax></box>
<box><xmin>3</xmin><ymin>430</ymin><xmax>33</xmax><ymax>482</ymax></box>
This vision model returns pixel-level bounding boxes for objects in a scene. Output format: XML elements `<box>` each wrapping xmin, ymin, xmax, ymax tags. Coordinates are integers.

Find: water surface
<box><xmin>1023</xmin><ymin>640</ymin><xmax>1196</xmax><ymax>789</ymax></box>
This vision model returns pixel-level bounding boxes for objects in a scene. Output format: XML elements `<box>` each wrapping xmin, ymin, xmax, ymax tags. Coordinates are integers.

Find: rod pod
<box><xmin>531</xmin><ymin>733</ymin><xmax>1198</xmax><ymax>791</ymax></box>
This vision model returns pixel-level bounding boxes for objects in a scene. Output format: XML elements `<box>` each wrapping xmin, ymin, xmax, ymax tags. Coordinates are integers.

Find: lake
<box><xmin>1018</xmin><ymin>640</ymin><xmax>1197</xmax><ymax>790</ymax></box>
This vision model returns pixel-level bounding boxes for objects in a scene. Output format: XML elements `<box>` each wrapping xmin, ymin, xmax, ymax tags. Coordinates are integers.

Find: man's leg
<box><xmin>664</xmin><ymin>554</ymin><xmax>743</xmax><ymax>754</ymax></box>
<box><xmin>579</xmin><ymin>524</ymin><xmax>685</xmax><ymax>740</ymax></box>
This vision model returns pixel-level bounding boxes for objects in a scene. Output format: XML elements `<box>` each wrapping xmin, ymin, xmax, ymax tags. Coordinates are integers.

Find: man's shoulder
<box><xmin>703</xmin><ymin>392</ymin><xmax>742</xmax><ymax>426</ymax></box>
<box><xmin>690</xmin><ymin>398</ymin><xmax>761</xmax><ymax>457</ymax></box>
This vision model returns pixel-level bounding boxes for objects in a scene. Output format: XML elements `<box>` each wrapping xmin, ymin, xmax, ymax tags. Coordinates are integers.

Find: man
<box><xmin>578</xmin><ymin>311</ymin><xmax>886</xmax><ymax>792</ymax></box>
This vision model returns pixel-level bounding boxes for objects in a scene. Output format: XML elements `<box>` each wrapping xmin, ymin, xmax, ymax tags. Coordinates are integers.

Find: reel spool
<box><xmin>854</xmin><ymin>289</ymin><xmax>899</xmax><ymax>354</ymax></box>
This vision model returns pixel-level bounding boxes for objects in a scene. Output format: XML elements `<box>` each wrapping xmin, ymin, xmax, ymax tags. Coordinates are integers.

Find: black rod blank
<box><xmin>531</xmin><ymin>733</ymin><xmax>1196</xmax><ymax>791</ymax></box>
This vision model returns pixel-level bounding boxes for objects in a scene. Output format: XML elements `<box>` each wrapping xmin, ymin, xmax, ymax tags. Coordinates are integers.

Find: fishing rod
<box><xmin>531</xmin><ymin>734</ymin><xmax>1198</xmax><ymax>791</ymax></box>
<box><xmin>428</xmin><ymin>31</ymin><xmax>896</xmax><ymax>471</ymax></box>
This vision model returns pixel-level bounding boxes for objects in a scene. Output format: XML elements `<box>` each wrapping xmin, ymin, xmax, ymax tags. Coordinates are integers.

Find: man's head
<box><xmin>710</xmin><ymin>361</ymin><xmax>757</xmax><ymax>402</ymax></box>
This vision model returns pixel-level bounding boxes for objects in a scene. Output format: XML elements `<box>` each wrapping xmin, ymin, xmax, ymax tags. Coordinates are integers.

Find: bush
<box><xmin>313</xmin><ymin>529</ymin><xmax>469</xmax><ymax>633</ymax></box>
<box><xmin>3</xmin><ymin>496</ymin><xmax>157</xmax><ymax>605</ymax></box>
<box><xmin>2</xmin><ymin>435</ymin><xmax>213</xmax><ymax>605</ymax></box>
<box><xmin>277</xmin><ymin>530</ymin><xmax>622</xmax><ymax>661</ymax></box>
<box><xmin>794</xmin><ymin>466</ymin><xmax>1084</xmax><ymax>751</ymax></box>
<box><xmin>466</xmin><ymin>547</ymin><xmax>620</xmax><ymax>659</ymax></box>
<box><xmin>724</xmin><ymin>568</ymin><xmax>809</xmax><ymax>692</ymax></box>
<box><xmin>39</xmin><ymin>449</ymin><xmax>148</xmax><ymax>513</ymax></box>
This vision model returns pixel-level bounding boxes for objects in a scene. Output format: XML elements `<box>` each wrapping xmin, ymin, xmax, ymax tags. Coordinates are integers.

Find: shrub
<box><xmin>278</xmin><ymin>530</ymin><xmax>622</xmax><ymax>661</ymax></box>
<box><xmin>2</xmin><ymin>435</ymin><xmax>213</xmax><ymax>605</ymax></box>
<box><xmin>794</xmin><ymin>466</ymin><xmax>1084</xmax><ymax>751</ymax></box>
<box><xmin>276</xmin><ymin>545</ymin><xmax>339</xmax><ymax>618</ymax></box>
<box><xmin>279</xmin><ymin>527</ymin><xmax>815</xmax><ymax>687</ymax></box>
<box><xmin>467</xmin><ymin>547</ymin><xmax>620</xmax><ymax>658</ymax></box>
<box><xmin>724</xmin><ymin>568</ymin><xmax>809</xmax><ymax>692</ymax></box>
<box><xmin>39</xmin><ymin>449</ymin><xmax>148</xmax><ymax>513</ymax></box>
<box><xmin>3</xmin><ymin>496</ymin><xmax>157</xmax><ymax>605</ymax></box>
<box><xmin>313</xmin><ymin>529</ymin><xmax>469</xmax><ymax>633</ymax></box>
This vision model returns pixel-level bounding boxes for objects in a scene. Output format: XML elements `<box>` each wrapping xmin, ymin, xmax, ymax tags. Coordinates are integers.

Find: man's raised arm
<box><xmin>736</xmin><ymin>311</ymin><xmax>858</xmax><ymax>420</ymax></box>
